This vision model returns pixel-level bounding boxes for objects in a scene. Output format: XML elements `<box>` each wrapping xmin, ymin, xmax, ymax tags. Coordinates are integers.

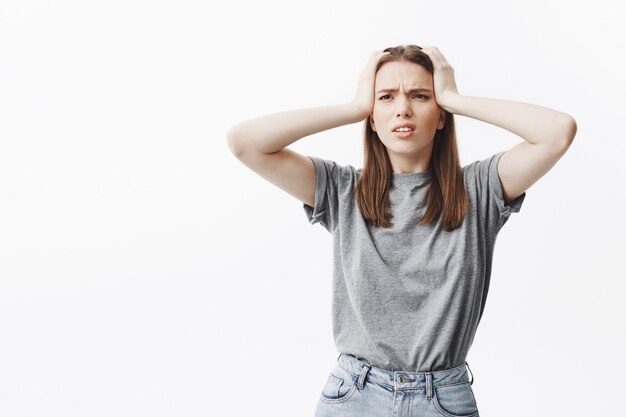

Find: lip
<box><xmin>391</xmin><ymin>122</ymin><xmax>416</xmax><ymax>132</ymax></box>
<box><xmin>393</xmin><ymin>130</ymin><xmax>415</xmax><ymax>139</ymax></box>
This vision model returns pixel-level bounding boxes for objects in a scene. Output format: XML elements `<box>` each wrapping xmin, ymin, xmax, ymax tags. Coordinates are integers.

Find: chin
<box><xmin>387</xmin><ymin>138</ymin><xmax>428</xmax><ymax>151</ymax></box>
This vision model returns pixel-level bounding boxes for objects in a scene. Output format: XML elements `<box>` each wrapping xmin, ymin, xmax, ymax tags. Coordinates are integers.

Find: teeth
<box><xmin>395</xmin><ymin>127</ymin><xmax>412</xmax><ymax>132</ymax></box>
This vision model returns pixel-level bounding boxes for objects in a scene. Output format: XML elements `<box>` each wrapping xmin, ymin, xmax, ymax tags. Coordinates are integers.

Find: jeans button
<box><xmin>398</xmin><ymin>376</ymin><xmax>405</xmax><ymax>383</ymax></box>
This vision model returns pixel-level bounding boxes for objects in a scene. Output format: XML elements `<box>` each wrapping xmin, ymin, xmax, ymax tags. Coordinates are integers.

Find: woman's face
<box><xmin>370</xmin><ymin>61</ymin><xmax>445</xmax><ymax>162</ymax></box>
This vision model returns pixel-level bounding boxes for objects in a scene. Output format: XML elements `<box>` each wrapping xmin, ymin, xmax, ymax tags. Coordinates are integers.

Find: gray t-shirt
<box><xmin>303</xmin><ymin>150</ymin><xmax>526</xmax><ymax>372</ymax></box>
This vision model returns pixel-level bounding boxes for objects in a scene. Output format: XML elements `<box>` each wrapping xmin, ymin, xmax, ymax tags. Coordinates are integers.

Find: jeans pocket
<box><xmin>431</xmin><ymin>382</ymin><xmax>479</xmax><ymax>417</ymax></box>
<box><xmin>319</xmin><ymin>364</ymin><xmax>359</xmax><ymax>404</ymax></box>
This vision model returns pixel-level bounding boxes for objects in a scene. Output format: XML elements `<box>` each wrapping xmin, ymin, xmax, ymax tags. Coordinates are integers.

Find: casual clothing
<box><xmin>303</xmin><ymin>151</ymin><xmax>526</xmax><ymax>372</ymax></box>
<box><xmin>315</xmin><ymin>352</ymin><xmax>479</xmax><ymax>417</ymax></box>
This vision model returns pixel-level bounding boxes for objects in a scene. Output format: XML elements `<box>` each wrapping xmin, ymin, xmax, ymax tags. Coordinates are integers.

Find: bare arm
<box><xmin>225</xmin><ymin>50</ymin><xmax>389</xmax><ymax>208</ymax></box>
<box><xmin>227</xmin><ymin>50</ymin><xmax>389</xmax><ymax>155</ymax></box>
<box><xmin>225</xmin><ymin>103</ymin><xmax>366</xmax><ymax>208</ymax></box>
<box><xmin>226</xmin><ymin>103</ymin><xmax>367</xmax><ymax>156</ymax></box>
<box><xmin>439</xmin><ymin>93</ymin><xmax>576</xmax><ymax>205</ymax></box>
<box><xmin>420</xmin><ymin>45</ymin><xmax>577</xmax><ymax>206</ymax></box>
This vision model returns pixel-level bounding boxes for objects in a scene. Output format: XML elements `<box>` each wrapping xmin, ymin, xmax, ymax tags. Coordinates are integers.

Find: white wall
<box><xmin>0</xmin><ymin>0</ymin><xmax>623</xmax><ymax>416</ymax></box>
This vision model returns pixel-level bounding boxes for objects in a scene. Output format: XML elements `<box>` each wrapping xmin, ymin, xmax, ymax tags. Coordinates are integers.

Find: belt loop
<box><xmin>356</xmin><ymin>357</ymin><xmax>371</xmax><ymax>390</ymax></box>
<box><xmin>465</xmin><ymin>361</ymin><xmax>474</xmax><ymax>385</ymax></box>
<box><xmin>425</xmin><ymin>372</ymin><xmax>433</xmax><ymax>399</ymax></box>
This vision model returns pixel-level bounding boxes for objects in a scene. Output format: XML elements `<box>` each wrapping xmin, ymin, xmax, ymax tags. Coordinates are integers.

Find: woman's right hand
<box><xmin>350</xmin><ymin>49</ymin><xmax>391</xmax><ymax>121</ymax></box>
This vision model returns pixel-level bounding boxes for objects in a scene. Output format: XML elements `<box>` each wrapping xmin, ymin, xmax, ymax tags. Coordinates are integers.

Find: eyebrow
<box><xmin>376</xmin><ymin>88</ymin><xmax>432</xmax><ymax>94</ymax></box>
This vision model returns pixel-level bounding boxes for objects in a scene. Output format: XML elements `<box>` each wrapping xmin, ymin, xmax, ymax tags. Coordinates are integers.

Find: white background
<box><xmin>1</xmin><ymin>1</ymin><xmax>624</xmax><ymax>416</ymax></box>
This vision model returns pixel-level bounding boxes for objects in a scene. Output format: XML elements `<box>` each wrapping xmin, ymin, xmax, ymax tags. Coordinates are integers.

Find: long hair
<box><xmin>353</xmin><ymin>44</ymin><xmax>469</xmax><ymax>232</ymax></box>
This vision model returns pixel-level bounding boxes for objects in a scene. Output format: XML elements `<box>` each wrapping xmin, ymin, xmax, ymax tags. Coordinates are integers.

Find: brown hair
<box><xmin>353</xmin><ymin>44</ymin><xmax>469</xmax><ymax>232</ymax></box>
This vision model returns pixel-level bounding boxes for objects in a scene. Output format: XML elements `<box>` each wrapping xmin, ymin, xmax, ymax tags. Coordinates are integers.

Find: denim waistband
<box><xmin>336</xmin><ymin>353</ymin><xmax>474</xmax><ymax>394</ymax></box>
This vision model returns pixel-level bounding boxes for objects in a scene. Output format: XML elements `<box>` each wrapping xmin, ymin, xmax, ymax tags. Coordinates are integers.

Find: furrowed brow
<box><xmin>376</xmin><ymin>88</ymin><xmax>432</xmax><ymax>94</ymax></box>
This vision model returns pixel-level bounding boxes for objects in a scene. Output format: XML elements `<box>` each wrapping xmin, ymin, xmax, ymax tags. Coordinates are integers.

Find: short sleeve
<box><xmin>302</xmin><ymin>156</ymin><xmax>345</xmax><ymax>233</ymax></box>
<box><xmin>466</xmin><ymin>150</ymin><xmax>526</xmax><ymax>233</ymax></box>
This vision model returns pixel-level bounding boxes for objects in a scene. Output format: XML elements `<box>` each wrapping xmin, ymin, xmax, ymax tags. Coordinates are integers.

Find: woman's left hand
<box><xmin>420</xmin><ymin>46</ymin><xmax>460</xmax><ymax>111</ymax></box>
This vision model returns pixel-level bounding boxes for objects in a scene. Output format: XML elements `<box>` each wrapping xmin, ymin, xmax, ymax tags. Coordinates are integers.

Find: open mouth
<box><xmin>392</xmin><ymin>128</ymin><xmax>415</xmax><ymax>138</ymax></box>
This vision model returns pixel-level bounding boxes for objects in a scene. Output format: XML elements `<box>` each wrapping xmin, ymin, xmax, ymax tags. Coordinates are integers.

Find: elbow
<box><xmin>563</xmin><ymin>115</ymin><xmax>577</xmax><ymax>144</ymax></box>
<box><xmin>554</xmin><ymin>115</ymin><xmax>577</xmax><ymax>152</ymax></box>
<box><xmin>226</xmin><ymin>126</ymin><xmax>243</xmax><ymax>156</ymax></box>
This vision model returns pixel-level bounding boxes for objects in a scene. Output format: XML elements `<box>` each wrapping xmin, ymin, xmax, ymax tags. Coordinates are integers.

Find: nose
<box><xmin>396</xmin><ymin>96</ymin><xmax>412</xmax><ymax>117</ymax></box>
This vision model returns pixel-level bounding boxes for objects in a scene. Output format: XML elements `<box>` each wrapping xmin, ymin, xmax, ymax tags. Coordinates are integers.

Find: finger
<box><xmin>427</xmin><ymin>46</ymin><xmax>444</xmax><ymax>58</ymax></box>
<box><xmin>420</xmin><ymin>47</ymin><xmax>436</xmax><ymax>59</ymax></box>
<box><xmin>421</xmin><ymin>47</ymin><xmax>436</xmax><ymax>58</ymax></box>
<box><xmin>422</xmin><ymin>46</ymin><xmax>446</xmax><ymax>64</ymax></box>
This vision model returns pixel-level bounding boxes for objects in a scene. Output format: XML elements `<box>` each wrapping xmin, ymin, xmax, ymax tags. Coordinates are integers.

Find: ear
<box><xmin>369</xmin><ymin>116</ymin><xmax>377</xmax><ymax>132</ymax></box>
<box><xmin>437</xmin><ymin>110</ymin><xmax>446</xmax><ymax>129</ymax></box>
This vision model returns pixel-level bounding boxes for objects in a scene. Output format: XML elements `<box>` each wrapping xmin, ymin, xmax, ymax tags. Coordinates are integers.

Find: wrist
<box><xmin>346</xmin><ymin>101</ymin><xmax>372</xmax><ymax>122</ymax></box>
<box><xmin>438</xmin><ymin>92</ymin><xmax>462</xmax><ymax>113</ymax></box>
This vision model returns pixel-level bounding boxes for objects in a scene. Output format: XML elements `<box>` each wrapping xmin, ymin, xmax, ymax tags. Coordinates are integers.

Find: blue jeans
<box><xmin>315</xmin><ymin>353</ymin><xmax>479</xmax><ymax>417</ymax></box>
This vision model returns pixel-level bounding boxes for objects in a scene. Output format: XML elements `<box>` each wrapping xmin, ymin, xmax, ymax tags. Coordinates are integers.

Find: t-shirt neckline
<box><xmin>392</xmin><ymin>169</ymin><xmax>432</xmax><ymax>185</ymax></box>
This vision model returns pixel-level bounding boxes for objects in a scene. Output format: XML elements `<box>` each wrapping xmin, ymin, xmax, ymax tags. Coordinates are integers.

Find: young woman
<box><xmin>227</xmin><ymin>45</ymin><xmax>576</xmax><ymax>417</ymax></box>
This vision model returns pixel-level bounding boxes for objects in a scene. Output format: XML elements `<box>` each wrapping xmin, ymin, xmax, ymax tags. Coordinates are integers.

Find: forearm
<box><xmin>441</xmin><ymin>94</ymin><xmax>577</xmax><ymax>147</ymax></box>
<box><xmin>226</xmin><ymin>103</ymin><xmax>365</xmax><ymax>155</ymax></box>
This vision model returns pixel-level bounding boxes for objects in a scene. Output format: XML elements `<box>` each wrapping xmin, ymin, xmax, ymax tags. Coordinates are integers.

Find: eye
<box><xmin>379</xmin><ymin>94</ymin><xmax>428</xmax><ymax>101</ymax></box>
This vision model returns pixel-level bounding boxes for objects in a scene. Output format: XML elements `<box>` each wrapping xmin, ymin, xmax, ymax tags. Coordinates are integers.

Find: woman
<box><xmin>227</xmin><ymin>45</ymin><xmax>576</xmax><ymax>417</ymax></box>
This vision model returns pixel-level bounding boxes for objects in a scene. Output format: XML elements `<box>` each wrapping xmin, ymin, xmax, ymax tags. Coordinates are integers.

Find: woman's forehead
<box><xmin>376</xmin><ymin>61</ymin><xmax>432</xmax><ymax>87</ymax></box>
